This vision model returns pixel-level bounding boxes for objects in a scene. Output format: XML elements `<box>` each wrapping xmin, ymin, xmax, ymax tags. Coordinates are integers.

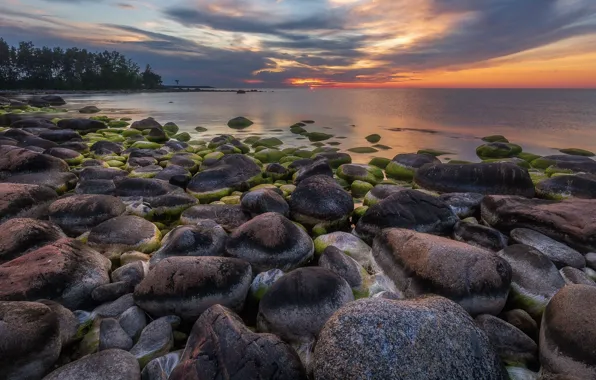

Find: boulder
<box><xmin>362</xmin><ymin>184</ymin><xmax>406</xmax><ymax>206</ymax></box>
<box><xmin>415</xmin><ymin>162</ymin><xmax>535</xmax><ymax>197</ymax></box>
<box><xmin>475</xmin><ymin>314</ymin><xmax>538</xmax><ymax>367</ymax></box>
<box><xmin>39</xmin><ymin>129</ymin><xmax>82</xmax><ymax>143</ymax></box>
<box><xmin>48</xmin><ymin>194</ymin><xmax>126</xmax><ymax>237</ymax></box>
<box><xmin>17</xmin><ymin>136</ymin><xmax>58</xmax><ymax>150</ymax></box>
<box><xmin>0</xmin><ymin>238</ymin><xmax>111</xmax><ymax>309</ymax></box>
<box><xmin>40</xmin><ymin>94</ymin><xmax>66</xmax><ymax>106</ymax></box>
<box><xmin>226</xmin><ymin>212</ymin><xmax>314</xmax><ymax>273</ymax></box>
<box><xmin>385</xmin><ymin>153</ymin><xmax>440</xmax><ymax>180</ymax></box>
<box><xmin>150</xmin><ymin>221</ymin><xmax>227</xmax><ymax>266</ymax></box>
<box><xmin>319</xmin><ymin>246</ymin><xmax>370</xmax><ymax>298</ymax></box>
<box><xmin>79</xmin><ymin>167</ymin><xmax>127</xmax><ymax>181</ymax></box>
<box><xmin>131</xmin><ymin>117</ymin><xmax>162</xmax><ymax>131</ymax></box>
<box><xmin>0</xmin><ymin>145</ymin><xmax>69</xmax><ymax>180</ymax></box>
<box><xmin>134</xmin><ymin>256</ymin><xmax>252</xmax><ymax>321</ymax></box>
<box><xmin>539</xmin><ymin>285</ymin><xmax>596</xmax><ymax>379</ymax></box>
<box><xmin>510</xmin><ymin>228</ymin><xmax>585</xmax><ymax>269</ymax></box>
<box><xmin>536</xmin><ymin>174</ymin><xmax>596</xmax><ymax>200</ymax></box>
<box><xmin>289</xmin><ymin>175</ymin><xmax>353</xmax><ymax>230</ymax></box>
<box><xmin>118</xmin><ymin>306</ymin><xmax>147</xmax><ymax>340</ymax></box>
<box><xmin>294</xmin><ymin>160</ymin><xmax>333</xmax><ymax>183</ymax></box>
<box><xmin>130</xmin><ymin>316</ymin><xmax>177</xmax><ymax>368</ymax></box>
<box><xmin>257</xmin><ymin>267</ymin><xmax>354</xmax><ymax>343</ymax></box>
<box><xmin>482</xmin><ymin>196</ymin><xmax>596</xmax><ymax>253</ymax></box>
<box><xmin>559</xmin><ymin>266</ymin><xmax>596</xmax><ymax>286</ymax></box>
<box><xmin>336</xmin><ymin>164</ymin><xmax>384</xmax><ymax>185</ymax></box>
<box><xmin>313</xmin><ymin>297</ymin><xmax>508</xmax><ymax>380</ymax></box>
<box><xmin>227</xmin><ymin>116</ymin><xmax>253</xmax><ymax>129</ymax></box>
<box><xmin>373</xmin><ymin>229</ymin><xmax>512</xmax><ymax>315</ymax></box>
<box><xmin>355</xmin><ymin>189</ymin><xmax>458</xmax><ymax>244</ymax></box>
<box><xmin>313</xmin><ymin>231</ymin><xmax>375</xmax><ymax>271</ymax></box>
<box><xmin>476</xmin><ymin>142</ymin><xmax>522</xmax><ymax>159</ymax></box>
<box><xmin>0</xmin><ymin>218</ymin><xmax>65</xmax><ymax>264</ymax></box>
<box><xmin>0</xmin><ymin>183</ymin><xmax>58</xmax><ymax>223</ymax></box>
<box><xmin>186</xmin><ymin>154</ymin><xmax>261</xmax><ymax>203</ymax></box>
<box><xmin>499</xmin><ymin>309</ymin><xmax>539</xmax><ymax>343</ymax></box>
<box><xmin>313</xmin><ymin>152</ymin><xmax>352</xmax><ymax>168</ymax></box>
<box><xmin>439</xmin><ymin>192</ymin><xmax>484</xmax><ymax>218</ymax></box>
<box><xmin>88</xmin><ymin>216</ymin><xmax>161</xmax><ymax>254</ymax></box>
<box><xmin>79</xmin><ymin>105</ymin><xmax>101</xmax><ymax>114</ymax></box>
<box><xmin>240</xmin><ymin>188</ymin><xmax>289</xmax><ymax>217</ymax></box>
<box><xmin>453</xmin><ymin>221</ymin><xmax>509</xmax><ymax>252</ymax></box>
<box><xmin>75</xmin><ymin>179</ymin><xmax>116</xmax><ymax>195</ymax></box>
<box><xmin>57</xmin><ymin>118</ymin><xmax>105</xmax><ymax>133</ymax></box>
<box><xmin>43</xmin><ymin>349</ymin><xmax>141</xmax><ymax>380</ymax></box>
<box><xmin>90</xmin><ymin>141</ymin><xmax>123</xmax><ymax>156</ymax></box>
<box><xmin>180</xmin><ymin>204</ymin><xmax>251</xmax><ymax>232</ymax></box>
<box><xmin>99</xmin><ymin>318</ymin><xmax>133</xmax><ymax>351</ymax></box>
<box><xmin>141</xmin><ymin>351</ymin><xmax>181</xmax><ymax>380</ymax></box>
<box><xmin>115</xmin><ymin>178</ymin><xmax>179</xmax><ymax>197</ymax></box>
<box><xmin>0</xmin><ymin>301</ymin><xmax>62</xmax><ymax>380</ymax></box>
<box><xmin>496</xmin><ymin>245</ymin><xmax>565</xmax><ymax>319</ymax></box>
<box><xmin>1</xmin><ymin>171</ymin><xmax>77</xmax><ymax>194</ymax></box>
<box><xmin>531</xmin><ymin>154</ymin><xmax>596</xmax><ymax>173</ymax></box>
<box><xmin>170</xmin><ymin>305</ymin><xmax>306</xmax><ymax>380</ymax></box>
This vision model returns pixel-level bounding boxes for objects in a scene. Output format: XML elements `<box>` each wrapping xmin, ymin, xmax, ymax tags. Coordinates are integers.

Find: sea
<box><xmin>57</xmin><ymin>88</ymin><xmax>596</xmax><ymax>164</ymax></box>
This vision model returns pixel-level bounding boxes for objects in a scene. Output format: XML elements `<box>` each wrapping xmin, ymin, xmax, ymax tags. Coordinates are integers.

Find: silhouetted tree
<box><xmin>0</xmin><ymin>38</ymin><xmax>162</xmax><ymax>90</ymax></box>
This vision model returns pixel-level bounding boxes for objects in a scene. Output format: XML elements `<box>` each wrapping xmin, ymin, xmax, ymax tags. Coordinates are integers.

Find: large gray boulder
<box><xmin>257</xmin><ymin>267</ymin><xmax>354</xmax><ymax>343</ymax></box>
<box><xmin>134</xmin><ymin>256</ymin><xmax>252</xmax><ymax>321</ymax></box>
<box><xmin>48</xmin><ymin>194</ymin><xmax>126</xmax><ymax>236</ymax></box>
<box><xmin>496</xmin><ymin>245</ymin><xmax>565</xmax><ymax>319</ymax></box>
<box><xmin>87</xmin><ymin>216</ymin><xmax>161</xmax><ymax>254</ymax></box>
<box><xmin>0</xmin><ymin>183</ymin><xmax>57</xmax><ymax>223</ymax></box>
<box><xmin>415</xmin><ymin>162</ymin><xmax>535</xmax><ymax>197</ymax></box>
<box><xmin>536</xmin><ymin>174</ymin><xmax>596</xmax><ymax>200</ymax></box>
<box><xmin>43</xmin><ymin>349</ymin><xmax>141</xmax><ymax>380</ymax></box>
<box><xmin>539</xmin><ymin>285</ymin><xmax>596</xmax><ymax>379</ymax></box>
<box><xmin>0</xmin><ymin>301</ymin><xmax>62</xmax><ymax>380</ymax></box>
<box><xmin>170</xmin><ymin>305</ymin><xmax>306</xmax><ymax>380</ymax></box>
<box><xmin>314</xmin><ymin>297</ymin><xmax>508</xmax><ymax>380</ymax></box>
<box><xmin>373</xmin><ymin>229</ymin><xmax>512</xmax><ymax>316</ymax></box>
<box><xmin>355</xmin><ymin>189</ymin><xmax>458</xmax><ymax>244</ymax></box>
<box><xmin>482</xmin><ymin>195</ymin><xmax>596</xmax><ymax>252</ymax></box>
<box><xmin>0</xmin><ymin>145</ymin><xmax>69</xmax><ymax>180</ymax></box>
<box><xmin>0</xmin><ymin>239</ymin><xmax>111</xmax><ymax>309</ymax></box>
<box><xmin>180</xmin><ymin>204</ymin><xmax>250</xmax><ymax>232</ymax></box>
<box><xmin>510</xmin><ymin>228</ymin><xmax>585</xmax><ymax>269</ymax></box>
<box><xmin>0</xmin><ymin>218</ymin><xmax>65</xmax><ymax>264</ymax></box>
<box><xmin>226</xmin><ymin>212</ymin><xmax>314</xmax><ymax>273</ymax></box>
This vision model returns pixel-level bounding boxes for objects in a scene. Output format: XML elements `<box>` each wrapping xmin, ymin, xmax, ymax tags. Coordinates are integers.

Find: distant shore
<box><xmin>0</xmin><ymin>88</ymin><xmax>266</xmax><ymax>96</ymax></box>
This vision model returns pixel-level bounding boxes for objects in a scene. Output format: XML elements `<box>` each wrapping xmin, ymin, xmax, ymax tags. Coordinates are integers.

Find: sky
<box><xmin>1</xmin><ymin>0</ymin><xmax>596</xmax><ymax>88</ymax></box>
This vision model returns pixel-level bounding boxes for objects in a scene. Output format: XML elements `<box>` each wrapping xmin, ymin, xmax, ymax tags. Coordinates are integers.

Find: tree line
<box><xmin>0</xmin><ymin>39</ymin><xmax>163</xmax><ymax>90</ymax></box>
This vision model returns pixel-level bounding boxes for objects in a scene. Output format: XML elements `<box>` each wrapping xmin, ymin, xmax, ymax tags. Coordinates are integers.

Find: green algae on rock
<box><xmin>348</xmin><ymin>147</ymin><xmax>378</xmax><ymax>154</ymax></box>
<box><xmin>559</xmin><ymin>148</ymin><xmax>595</xmax><ymax>157</ymax></box>
<box><xmin>476</xmin><ymin>142</ymin><xmax>523</xmax><ymax>159</ymax></box>
<box><xmin>227</xmin><ymin>116</ymin><xmax>254</xmax><ymax>129</ymax></box>
<box><xmin>365</xmin><ymin>134</ymin><xmax>381</xmax><ymax>143</ymax></box>
<box><xmin>417</xmin><ymin>149</ymin><xmax>453</xmax><ymax>157</ymax></box>
<box><xmin>482</xmin><ymin>135</ymin><xmax>509</xmax><ymax>143</ymax></box>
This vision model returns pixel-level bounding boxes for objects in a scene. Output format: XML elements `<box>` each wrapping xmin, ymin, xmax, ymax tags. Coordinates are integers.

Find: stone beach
<box><xmin>1</xmin><ymin>95</ymin><xmax>596</xmax><ymax>379</ymax></box>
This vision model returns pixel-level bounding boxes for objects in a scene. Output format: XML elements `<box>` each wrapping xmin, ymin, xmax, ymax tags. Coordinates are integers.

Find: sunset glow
<box><xmin>1</xmin><ymin>0</ymin><xmax>595</xmax><ymax>88</ymax></box>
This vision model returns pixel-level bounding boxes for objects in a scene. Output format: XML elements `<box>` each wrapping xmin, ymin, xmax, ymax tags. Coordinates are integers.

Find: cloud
<box><xmin>115</xmin><ymin>3</ymin><xmax>135</xmax><ymax>9</ymax></box>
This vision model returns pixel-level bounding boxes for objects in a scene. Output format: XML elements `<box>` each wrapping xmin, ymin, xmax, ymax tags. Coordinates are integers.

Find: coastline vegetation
<box><xmin>0</xmin><ymin>38</ymin><xmax>162</xmax><ymax>90</ymax></box>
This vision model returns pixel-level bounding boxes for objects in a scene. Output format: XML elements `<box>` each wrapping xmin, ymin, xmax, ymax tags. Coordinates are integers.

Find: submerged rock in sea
<box><xmin>385</xmin><ymin>153</ymin><xmax>440</xmax><ymax>180</ymax></box>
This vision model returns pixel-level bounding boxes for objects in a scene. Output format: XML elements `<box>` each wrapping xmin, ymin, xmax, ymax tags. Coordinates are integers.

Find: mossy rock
<box><xmin>529</xmin><ymin>171</ymin><xmax>549</xmax><ymax>185</ymax></box>
<box><xmin>254</xmin><ymin>148</ymin><xmax>286</xmax><ymax>163</ymax></box>
<box><xmin>447</xmin><ymin>160</ymin><xmax>473</xmax><ymax>164</ymax></box>
<box><xmin>228</xmin><ymin>116</ymin><xmax>253</xmax><ymax>129</ymax></box>
<box><xmin>204</xmin><ymin>151</ymin><xmax>225</xmax><ymax>161</ymax></box>
<box><xmin>131</xmin><ymin>141</ymin><xmax>162</xmax><ymax>149</ymax></box>
<box><xmin>163</xmin><ymin>123</ymin><xmax>179</xmax><ymax>136</ymax></box>
<box><xmin>291</xmin><ymin>126</ymin><xmax>306</xmax><ymax>134</ymax></box>
<box><xmin>368</xmin><ymin>157</ymin><xmax>390</xmax><ymax>169</ymax></box>
<box><xmin>531</xmin><ymin>157</ymin><xmax>557</xmax><ymax>170</ymax></box>
<box><xmin>244</xmin><ymin>136</ymin><xmax>261</xmax><ymax>145</ymax></box>
<box><xmin>194</xmin><ymin>126</ymin><xmax>208</xmax><ymax>132</ymax></box>
<box><xmin>417</xmin><ymin>149</ymin><xmax>452</xmax><ymax>157</ymax></box>
<box><xmin>545</xmin><ymin>166</ymin><xmax>574</xmax><ymax>177</ymax></box>
<box><xmin>311</xmin><ymin>142</ymin><xmax>325</xmax><ymax>147</ymax></box>
<box><xmin>365</xmin><ymin>134</ymin><xmax>381</xmax><ymax>143</ymax></box>
<box><xmin>482</xmin><ymin>135</ymin><xmax>509</xmax><ymax>143</ymax></box>
<box><xmin>476</xmin><ymin>142</ymin><xmax>522</xmax><ymax>159</ymax></box>
<box><xmin>351</xmin><ymin>180</ymin><xmax>374</xmax><ymax>198</ymax></box>
<box><xmin>482</xmin><ymin>158</ymin><xmax>530</xmax><ymax>169</ymax></box>
<box><xmin>559</xmin><ymin>148</ymin><xmax>595</xmax><ymax>157</ymax></box>
<box><xmin>253</xmin><ymin>137</ymin><xmax>283</xmax><ymax>148</ymax></box>
<box><xmin>306</xmin><ymin>132</ymin><xmax>333</xmax><ymax>142</ymax></box>
<box><xmin>220</xmin><ymin>195</ymin><xmax>241</xmax><ymax>205</ymax></box>
<box><xmin>173</xmin><ymin>132</ymin><xmax>191</xmax><ymax>142</ymax></box>
<box><xmin>107</xmin><ymin>160</ymin><xmax>125</xmax><ymax>168</ymax></box>
<box><xmin>348</xmin><ymin>147</ymin><xmax>379</xmax><ymax>154</ymax></box>
<box><xmin>108</xmin><ymin>120</ymin><xmax>129</xmax><ymax>128</ymax></box>
<box><xmin>122</xmin><ymin>129</ymin><xmax>142</xmax><ymax>137</ymax></box>
<box><xmin>302</xmin><ymin>120</ymin><xmax>315</xmax><ymax>124</ymax></box>
<box><xmin>120</xmin><ymin>117</ymin><xmax>132</xmax><ymax>121</ymax></box>
<box><xmin>373</xmin><ymin>144</ymin><xmax>391</xmax><ymax>150</ymax></box>
<box><xmin>517</xmin><ymin>152</ymin><xmax>541</xmax><ymax>163</ymax></box>
<box><xmin>337</xmin><ymin>164</ymin><xmax>384</xmax><ymax>185</ymax></box>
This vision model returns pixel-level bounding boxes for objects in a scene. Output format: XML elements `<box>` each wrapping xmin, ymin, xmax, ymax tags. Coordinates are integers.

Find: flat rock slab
<box><xmin>482</xmin><ymin>195</ymin><xmax>596</xmax><ymax>253</ymax></box>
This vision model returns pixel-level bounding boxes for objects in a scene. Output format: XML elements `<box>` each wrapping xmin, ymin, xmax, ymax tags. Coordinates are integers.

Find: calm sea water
<box><xmin>59</xmin><ymin>88</ymin><xmax>596</xmax><ymax>163</ymax></box>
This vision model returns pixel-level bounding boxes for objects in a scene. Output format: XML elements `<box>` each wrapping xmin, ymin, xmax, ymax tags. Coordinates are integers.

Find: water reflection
<box><xmin>61</xmin><ymin>88</ymin><xmax>596</xmax><ymax>164</ymax></box>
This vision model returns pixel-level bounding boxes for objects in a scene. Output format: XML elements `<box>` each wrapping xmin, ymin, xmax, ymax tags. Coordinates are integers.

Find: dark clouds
<box><xmin>2</xmin><ymin>0</ymin><xmax>596</xmax><ymax>86</ymax></box>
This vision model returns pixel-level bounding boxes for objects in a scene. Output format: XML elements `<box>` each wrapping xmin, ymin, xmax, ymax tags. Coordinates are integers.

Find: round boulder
<box><xmin>0</xmin><ymin>218</ymin><xmax>65</xmax><ymax>264</ymax></box>
<box><xmin>226</xmin><ymin>212</ymin><xmax>314</xmax><ymax>273</ymax></box>
<box><xmin>134</xmin><ymin>256</ymin><xmax>252</xmax><ymax>321</ymax></box>
<box><xmin>88</xmin><ymin>216</ymin><xmax>161</xmax><ymax>254</ymax></box>
<box><xmin>385</xmin><ymin>153</ymin><xmax>440</xmax><ymax>180</ymax></box>
<box><xmin>240</xmin><ymin>188</ymin><xmax>290</xmax><ymax>217</ymax></box>
<box><xmin>257</xmin><ymin>267</ymin><xmax>354</xmax><ymax>343</ymax></box>
<box><xmin>314</xmin><ymin>297</ymin><xmax>507</xmax><ymax>380</ymax></box>
<box><xmin>43</xmin><ymin>349</ymin><xmax>141</xmax><ymax>380</ymax></box>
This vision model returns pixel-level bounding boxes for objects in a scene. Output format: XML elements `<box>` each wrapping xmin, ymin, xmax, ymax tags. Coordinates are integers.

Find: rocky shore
<box><xmin>1</xmin><ymin>95</ymin><xmax>595</xmax><ymax>380</ymax></box>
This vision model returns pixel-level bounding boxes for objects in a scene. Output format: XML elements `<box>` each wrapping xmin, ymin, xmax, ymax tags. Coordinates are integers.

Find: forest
<box><xmin>0</xmin><ymin>38</ymin><xmax>162</xmax><ymax>90</ymax></box>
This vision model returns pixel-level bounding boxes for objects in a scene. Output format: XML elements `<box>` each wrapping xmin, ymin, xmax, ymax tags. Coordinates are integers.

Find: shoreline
<box><xmin>0</xmin><ymin>88</ymin><xmax>267</xmax><ymax>96</ymax></box>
